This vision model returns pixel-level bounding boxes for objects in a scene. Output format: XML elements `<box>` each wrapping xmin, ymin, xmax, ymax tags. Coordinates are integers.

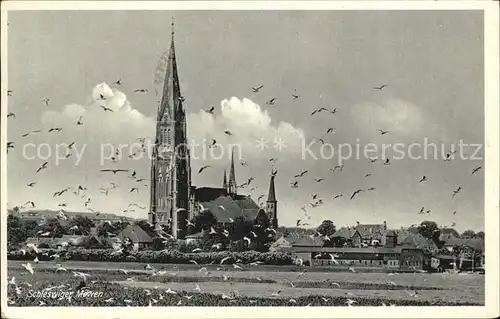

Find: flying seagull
<box><xmin>373</xmin><ymin>84</ymin><xmax>388</xmax><ymax>90</ymax></box>
<box><xmin>198</xmin><ymin>165</ymin><xmax>211</xmax><ymax>174</ymax></box>
<box><xmin>100</xmin><ymin>105</ymin><xmax>114</xmax><ymax>112</ymax></box>
<box><xmin>133</xmin><ymin>89</ymin><xmax>148</xmax><ymax>93</ymax></box>
<box><xmin>36</xmin><ymin>162</ymin><xmax>49</xmax><ymax>173</ymax></box>
<box><xmin>377</xmin><ymin>129</ymin><xmax>390</xmax><ymax>135</ymax></box>
<box><xmin>311</xmin><ymin>107</ymin><xmax>328</xmax><ymax>115</ymax></box>
<box><xmin>419</xmin><ymin>176</ymin><xmax>427</xmax><ymax>183</ymax></box>
<box><xmin>252</xmin><ymin>85</ymin><xmax>263</xmax><ymax>93</ymax></box>
<box><xmin>294</xmin><ymin>170</ymin><xmax>308</xmax><ymax>178</ymax></box>
<box><xmin>100</xmin><ymin>169</ymin><xmax>129</xmax><ymax>174</ymax></box>
<box><xmin>266</xmin><ymin>98</ymin><xmax>276</xmax><ymax>105</ymax></box>
<box><xmin>205</xmin><ymin>106</ymin><xmax>215</xmax><ymax>114</ymax></box>
<box><xmin>7</xmin><ymin>142</ymin><xmax>14</xmax><ymax>153</ymax></box>
<box><xmin>350</xmin><ymin>189</ymin><xmax>363</xmax><ymax>200</ymax></box>
<box><xmin>471</xmin><ymin>166</ymin><xmax>482</xmax><ymax>175</ymax></box>
<box><xmin>452</xmin><ymin>186</ymin><xmax>462</xmax><ymax>199</ymax></box>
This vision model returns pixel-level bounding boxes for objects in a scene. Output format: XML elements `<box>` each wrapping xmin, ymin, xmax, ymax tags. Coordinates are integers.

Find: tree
<box><xmin>317</xmin><ymin>220</ymin><xmax>336</xmax><ymax>237</ymax></box>
<box><xmin>97</xmin><ymin>221</ymin><xmax>130</xmax><ymax>237</ymax></box>
<box><xmin>476</xmin><ymin>231</ymin><xmax>485</xmax><ymax>240</ymax></box>
<box><xmin>96</xmin><ymin>222</ymin><xmax>113</xmax><ymax>237</ymax></box>
<box><xmin>7</xmin><ymin>215</ymin><xmax>26</xmax><ymax>246</ymax></box>
<box><xmin>461</xmin><ymin>230</ymin><xmax>476</xmax><ymax>239</ymax></box>
<box><xmin>230</xmin><ymin>217</ymin><xmax>253</xmax><ymax>241</ymax></box>
<box><xmin>68</xmin><ymin>215</ymin><xmax>95</xmax><ymax>234</ymax></box>
<box><xmin>189</xmin><ymin>211</ymin><xmax>217</xmax><ymax>235</ymax></box>
<box><xmin>417</xmin><ymin>220</ymin><xmax>441</xmax><ymax>245</ymax></box>
<box><xmin>36</xmin><ymin>217</ymin><xmax>66</xmax><ymax>238</ymax></box>
<box><xmin>121</xmin><ymin>237</ymin><xmax>134</xmax><ymax>255</ymax></box>
<box><xmin>316</xmin><ymin>220</ymin><xmax>336</xmax><ymax>247</ymax></box>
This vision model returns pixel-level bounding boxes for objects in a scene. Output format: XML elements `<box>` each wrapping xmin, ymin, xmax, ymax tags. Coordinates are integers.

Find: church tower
<box><xmin>227</xmin><ymin>149</ymin><xmax>237</xmax><ymax>196</ymax></box>
<box><xmin>266</xmin><ymin>174</ymin><xmax>278</xmax><ymax>228</ymax></box>
<box><xmin>149</xmin><ymin>21</ymin><xmax>191</xmax><ymax>239</ymax></box>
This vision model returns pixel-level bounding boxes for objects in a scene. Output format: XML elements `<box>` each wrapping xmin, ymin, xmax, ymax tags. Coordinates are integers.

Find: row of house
<box><xmin>270</xmin><ymin>222</ymin><xmax>485</xmax><ymax>272</ymax></box>
<box><xmin>9</xmin><ymin>208</ymin><xmax>138</xmax><ymax>224</ymax></box>
<box><xmin>25</xmin><ymin>225</ymin><xmax>153</xmax><ymax>252</ymax></box>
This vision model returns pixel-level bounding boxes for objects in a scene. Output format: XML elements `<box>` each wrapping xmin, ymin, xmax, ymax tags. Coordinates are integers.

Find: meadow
<box><xmin>7</xmin><ymin>260</ymin><xmax>485</xmax><ymax>307</ymax></box>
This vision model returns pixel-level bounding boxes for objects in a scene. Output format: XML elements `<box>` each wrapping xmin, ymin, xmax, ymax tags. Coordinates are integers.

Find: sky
<box><xmin>6</xmin><ymin>10</ymin><xmax>485</xmax><ymax>232</ymax></box>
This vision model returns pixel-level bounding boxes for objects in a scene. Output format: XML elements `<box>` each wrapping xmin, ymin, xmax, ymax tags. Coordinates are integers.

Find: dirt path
<box><xmin>114</xmin><ymin>280</ymin><xmax>483</xmax><ymax>304</ymax></box>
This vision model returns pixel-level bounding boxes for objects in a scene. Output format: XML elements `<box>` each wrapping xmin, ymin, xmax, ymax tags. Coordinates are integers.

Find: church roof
<box><xmin>193</xmin><ymin>187</ymin><xmax>227</xmax><ymax>202</ymax></box>
<box><xmin>234</xmin><ymin>196</ymin><xmax>260</xmax><ymax>210</ymax></box>
<box><xmin>199</xmin><ymin>195</ymin><xmax>261</xmax><ymax>223</ymax></box>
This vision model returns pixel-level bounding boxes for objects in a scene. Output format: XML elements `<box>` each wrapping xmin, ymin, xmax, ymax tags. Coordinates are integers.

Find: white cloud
<box><xmin>187</xmin><ymin>97</ymin><xmax>305</xmax><ymax>165</ymax></box>
<box><xmin>350</xmin><ymin>98</ymin><xmax>425</xmax><ymax>136</ymax></box>
<box><xmin>8</xmin><ymin>83</ymin><xmax>155</xmax><ymax>218</ymax></box>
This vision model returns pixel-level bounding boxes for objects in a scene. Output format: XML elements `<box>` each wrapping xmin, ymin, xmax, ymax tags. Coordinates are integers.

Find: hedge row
<box><xmin>7</xmin><ymin>248</ymin><xmax>294</xmax><ymax>265</ymax></box>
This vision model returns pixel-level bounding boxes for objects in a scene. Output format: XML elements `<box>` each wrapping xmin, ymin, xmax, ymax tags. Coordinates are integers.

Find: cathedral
<box><xmin>149</xmin><ymin>25</ymin><xmax>278</xmax><ymax>239</ymax></box>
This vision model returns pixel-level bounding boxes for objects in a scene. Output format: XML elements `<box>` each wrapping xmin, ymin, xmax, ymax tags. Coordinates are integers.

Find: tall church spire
<box><xmin>149</xmin><ymin>20</ymin><xmax>190</xmax><ymax>239</ymax></box>
<box><xmin>227</xmin><ymin>148</ymin><xmax>237</xmax><ymax>196</ymax></box>
<box><xmin>158</xmin><ymin>17</ymin><xmax>182</xmax><ymax>123</ymax></box>
<box><xmin>222</xmin><ymin>169</ymin><xmax>228</xmax><ymax>191</ymax></box>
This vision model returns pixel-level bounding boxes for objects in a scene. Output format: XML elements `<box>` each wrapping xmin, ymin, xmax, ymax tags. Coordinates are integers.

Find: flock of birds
<box><xmin>7</xmin><ymin>84</ymin><xmax>159</xmax><ymax>221</ymax></box>
<box><xmin>11</xmin><ymin>240</ymin><xmax>423</xmax><ymax>307</ymax></box>
<box><xmin>196</xmin><ymin>83</ymin><xmax>483</xmax><ymax>236</ymax></box>
<box><xmin>6</xmin><ymin>63</ymin><xmax>483</xmax><ymax>308</ymax></box>
<box><xmin>7</xmin><ymin>78</ymin><xmax>484</xmax><ymax>240</ymax></box>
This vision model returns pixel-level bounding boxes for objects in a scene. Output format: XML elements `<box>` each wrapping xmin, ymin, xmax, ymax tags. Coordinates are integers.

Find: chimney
<box><xmin>383</xmin><ymin>221</ymin><xmax>387</xmax><ymax>230</ymax></box>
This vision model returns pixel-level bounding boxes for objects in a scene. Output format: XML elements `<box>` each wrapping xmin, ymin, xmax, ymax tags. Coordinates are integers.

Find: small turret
<box><xmin>266</xmin><ymin>174</ymin><xmax>278</xmax><ymax>228</ymax></box>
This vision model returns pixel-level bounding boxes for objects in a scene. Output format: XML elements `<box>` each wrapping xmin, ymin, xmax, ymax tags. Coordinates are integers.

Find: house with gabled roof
<box><xmin>332</xmin><ymin>221</ymin><xmax>388</xmax><ymax>247</ymax></box>
<box><xmin>118</xmin><ymin>225</ymin><xmax>153</xmax><ymax>251</ymax></box>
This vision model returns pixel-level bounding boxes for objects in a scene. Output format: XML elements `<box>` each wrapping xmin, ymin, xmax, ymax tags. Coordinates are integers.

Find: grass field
<box><xmin>7</xmin><ymin>260</ymin><xmax>485</xmax><ymax>306</ymax></box>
